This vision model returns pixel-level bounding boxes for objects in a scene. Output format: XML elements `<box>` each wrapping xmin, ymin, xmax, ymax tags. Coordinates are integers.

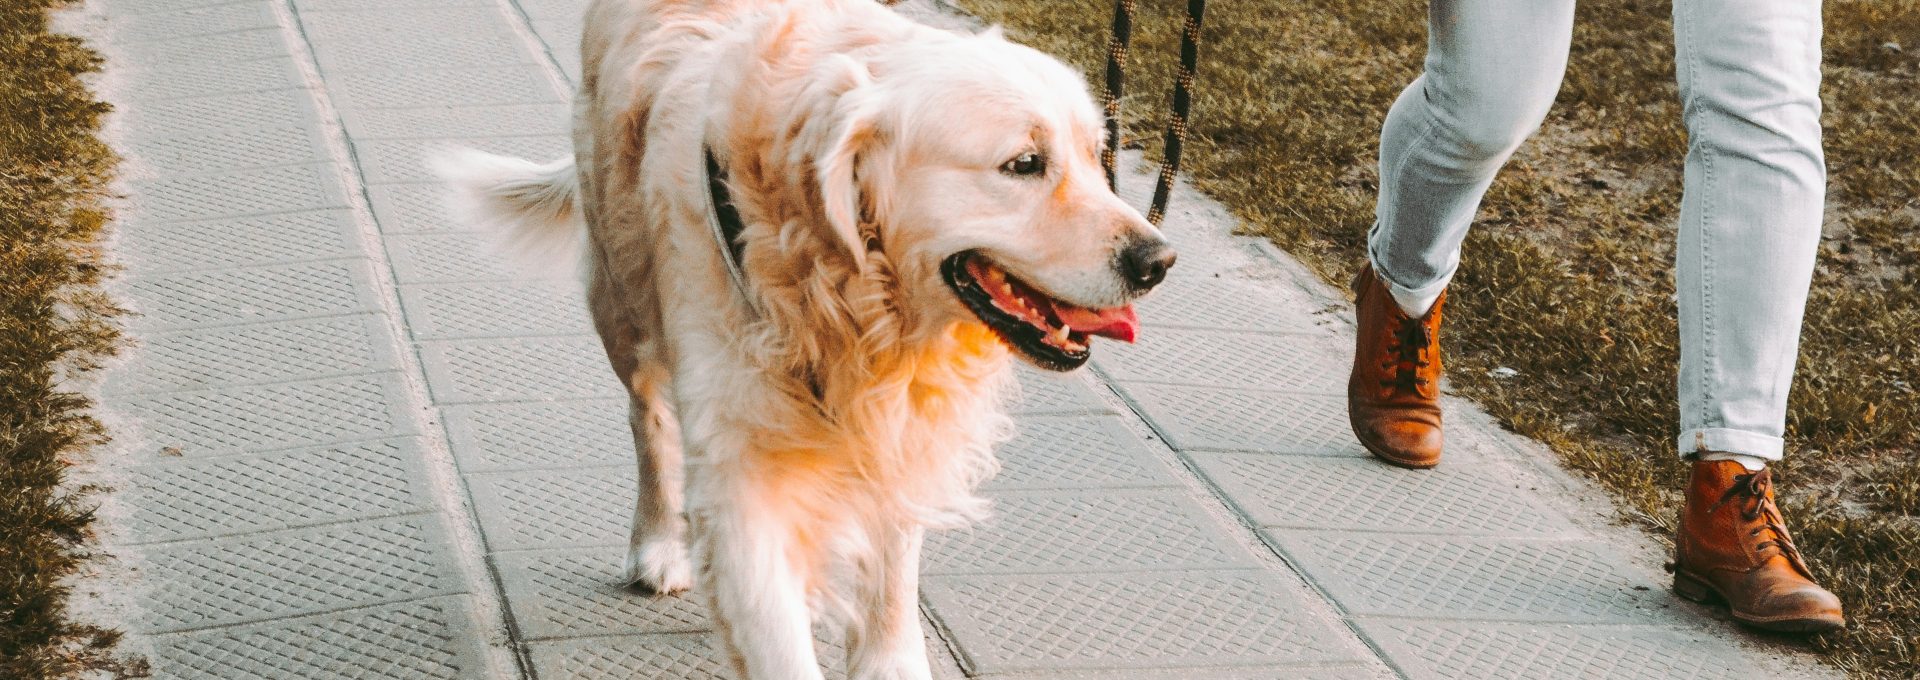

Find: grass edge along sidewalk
<box><xmin>963</xmin><ymin>0</ymin><xmax>1920</xmax><ymax>677</ymax></box>
<box><xmin>0</xmin><ymin>1</ymin><xmax>141</xmax><ymax>677</ymax></box>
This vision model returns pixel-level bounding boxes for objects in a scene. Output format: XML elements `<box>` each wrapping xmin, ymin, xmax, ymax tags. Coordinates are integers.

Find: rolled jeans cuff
<box><xmin>1678</xmin><ymin>428</ymin><xmax>1784</xmax><ymax>461</ymax></box>
<box><xmin>1368</xmin><ymin>244</ymin><xmax>1454</xmax><ymax>314</ymax></box>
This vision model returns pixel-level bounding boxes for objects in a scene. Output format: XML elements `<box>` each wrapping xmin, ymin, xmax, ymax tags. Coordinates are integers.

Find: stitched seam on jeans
<box><xmin>1680</xmin><ymin>0</ymin><xmax>1718</xmax><ymax>429</ymax></box>
<box><xmin>1372</xmin><ymin>78</ymin><xmax>1447</xmax><ymax>290</ymax></box>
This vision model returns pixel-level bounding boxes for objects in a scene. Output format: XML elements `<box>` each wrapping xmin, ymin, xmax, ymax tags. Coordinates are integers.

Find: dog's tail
<box><xmin>432</xmin><ymin>148</ymin><xmax>584</xmax><ymax>270</ymax></box>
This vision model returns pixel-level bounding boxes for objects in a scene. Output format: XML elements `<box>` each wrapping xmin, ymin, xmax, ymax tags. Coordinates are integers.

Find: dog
<box><xmin>437</xmin><ymin>0</ymin><xmax>1174</xmax><ymax>676</ymax></box>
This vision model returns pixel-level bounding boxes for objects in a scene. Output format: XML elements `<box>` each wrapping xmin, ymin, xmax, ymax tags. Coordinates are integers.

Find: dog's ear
<box><xmin>809</xmin><ymin>56</ymin><xmax>881</xmax><ymax>268</ymax></box>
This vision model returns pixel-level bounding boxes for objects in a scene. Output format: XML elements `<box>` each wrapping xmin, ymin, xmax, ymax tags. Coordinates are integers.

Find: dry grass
<box><xmin>0</xmin><ymin>0</ymin><xmax>138</xmax><ymax>676</ymax></box>
<box><xmin>965</xmin><ymin>0</ymin><xmax>1920</xmax><ymax>676</ymax></box>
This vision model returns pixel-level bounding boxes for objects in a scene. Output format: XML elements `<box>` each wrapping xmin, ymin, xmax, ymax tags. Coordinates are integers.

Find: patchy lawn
<box><xmin>0</xmin><ymin>0</ymin><xmax>136</xmax><ymax>677</ymax></box>
<box><xmin>965</xmin><ymin>0</ymin><xmax>1919</xmax><ymax>676</ymax></box>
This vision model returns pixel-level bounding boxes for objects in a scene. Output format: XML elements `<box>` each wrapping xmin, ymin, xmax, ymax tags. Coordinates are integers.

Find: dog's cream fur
<box><xmin>438</xmin><ymin>1</ymin><xmax>1166</xmax><ymax>677</ymax></box>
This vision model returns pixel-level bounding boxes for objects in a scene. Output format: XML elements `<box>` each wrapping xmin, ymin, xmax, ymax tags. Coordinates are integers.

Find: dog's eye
<box><xmin>1000</xmin><ymin>152</ymin><xmax>1046</xmax><ymax>177</ymax></box>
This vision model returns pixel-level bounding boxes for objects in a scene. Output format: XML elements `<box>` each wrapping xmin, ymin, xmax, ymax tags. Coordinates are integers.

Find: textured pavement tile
<box><xmin>106</xmin><ymin>315</ymin><xmax>398</xmax><ymax>395</ymax></box>
<box><xmin>926</xmin><ymin>489</ymin><xmax>1254</xmax><ymax>575</ymax></box>
<box><xmin>337</xmin><ymin>103</ymin><xmax>573</xmax><ymax>140</ymax></box>
<box><xmin>441</xmin><ymin>398</ymin><xmax>631</xmax><ymax>472</ymax></box>
<box><xmin>493</xmin><ymin>548</ymin><xmax>708</xmax><ymax>638</ymax></box>
<box><xmin>116</xmin><ymin>209</ymin><xmax>361</xmax><ymax>274</ymax></box>
<box><xmin>923</xmin><ymin>570</ymin><xmax>1369</xmax><ymax>675</ymax></box>
<box><xmin>1353</xmin><ymin>620</ymin><xmax>1761</xmax><ymax>679</ymax></box>
<box><xmin>400</xmin><ymin>281</ymin><xmax>591</xmax><ymax>340</ymax></box>
<box><xmin>988</xmin><ymin>415</ymin><xmax>1175</xmax><ymax>490</ymax></box>
<box><xmin>127</xmin><ymin>163</ymin><xmax>349</xmax><ymax>222</ymax></box>
<box><xmin>113</xmin><ymin>89</ymin><xmax>313</xmax><ymax>139</ymax></box>
<box><xmin>1136</xmin><ymin>277</ymin><xmax>1324</xmax><ymax>333</ymax></box>
<box><xmin>1267</xmin><ymin>531</ymin><xmax>1671</xmax><ymax>623</ymax></box>
<box><xmin>515</xmin><ymin>0</ymin><xmax>588</xmax><ymax>21</ymax></box>
<box><xmin>110</xmin><ymin>28</ymin><xmax>288</xmax><ymax>68</ymax></box>
<box><xmin>1189</xmin><ymin>454</ymin><xmax>1575</xmax><ymax>536</ymax></box>
<box><xmin>386</xmin><ymin>232</ymin><xmax>566</xmax><ymax>283</ymax></box>
<box><xmin>308</xmin><ymin>32</ymin><xmax>539</xmax><ymax>73</ymax></box>
<box><xmin>366</xmin><ymin>182</ymin><xmax>464</xmax><ymax>232</ymax></box>
<box><xmin>1003</xmin><ymin>667</ymin><xmax>1395</xmax><ymax>680</ymax></box>
<box><xmin>1010</xmin><ymin>367</ymin><xmax>1116</xmax><ymax>415</ymax></box>
<box><xmin>299</xmin><ymin>0</ymin><xmax>494</xmax><ymax>10</ymax></box>
<box><xmin>530</xmin><ymin>633</ymin><xmax>728</xmax><ymax>679</ymax></box>
<box><xmin>97</xmin><ymin>0</ymin><xmax>269</xmax><ymax>15</ymax></box>
<box><xmin>145</xmin><ymin>595</ymin><xmax>491</xmax><ymax>679</ymax></box>
<box><xmin>118</xmin><ymin>56</ymin><xmax>305</xmax><ymax>102</ymax></box>
<box><xmin>354</xmin><ymin>135</ymin><xmax>570</xmax><ymax>184</ymax></box>
<box><xmin>528</xmin><ymin>633</ymin><xmax>853</xmax><ymax>680</ymax></box>
<box><xmin>109</xmin><ymin>1</ymin><xmax>278</xmax><ymax>43</ymax></box>
<box><xmin>132</xmin><ymin>514</ymin><xmax>467</xmax><ymax>633</ymax></box>
<box><xmin>1096</xmin><ymin>328</ymin><xmax>1341</xmax><ymax>393</ymax></box>
<box><xmin>115</xmin><ymin>373</ymin><xmax>419</xmax><ymax>457</ymax></box>
<box><xmin>295</xmin><ymin>6</ymin><xmax>519</xmax><ymax>38</ymax></box>
<box><xmin>126</xmin><ymin>125</ymin><xmax>330</xmax><ymax>178</ymax></box>
<box><xmin>120</xmin><ymin>437</ymin><xmax>434</xmax><ymax>544</ymax></box>
<box><xmin>121</xmin><ymin>259</ymin><xmax>383</xmax><ymax>331</ymax></box>
<box><xmin>468</xmin><ymin>465</ymin><xmax>631</xmax><ymax>550</ymax></box>
<box><xmin>1117</xmin><ymin>384</ymin><xmax>1362</xmax><ymax>455</ymax></box>
<box><xmin>418</xmin><ymin>336</ymin><xmax>622</xmax><ymax>403</ymax></box>
<box><xmin>327</xmin><ymin>65</ymin><xmax>561</xmax><ymax>109</ymax></box>
<box><xmin>530</xmin><ymin>19</ymin><xmax>585</xmax><ymax>81</ymax></box>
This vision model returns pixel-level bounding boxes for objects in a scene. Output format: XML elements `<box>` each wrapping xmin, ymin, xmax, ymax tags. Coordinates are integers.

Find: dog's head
<box><xmin>796</xmin><ymin>26</ymin><xmax>1176</xmax><ymax>371</ymax></box>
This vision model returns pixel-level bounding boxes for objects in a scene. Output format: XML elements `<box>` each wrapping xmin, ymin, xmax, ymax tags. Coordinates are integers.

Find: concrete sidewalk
<box><xmin>73</xmin><ymin>0</ymin><xmax>1835</xmax><ymax>677</ymax></box>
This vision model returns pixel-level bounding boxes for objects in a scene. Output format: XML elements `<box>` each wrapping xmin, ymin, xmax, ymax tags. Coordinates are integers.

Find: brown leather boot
<box><xmin>1346</xmin><ymin>263</ymin><xmax>1444</xmax><ymax>469</ymax></box>
<box><xmin>1672</xmin><ymin>460</ymin><xmax>1844</xmax><ymax>633</ymax></box>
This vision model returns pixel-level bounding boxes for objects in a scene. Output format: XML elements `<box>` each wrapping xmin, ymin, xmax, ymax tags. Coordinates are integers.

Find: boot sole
<box><xmin>1672</xmin><ymin>570</ymin><xmax>1845</xmax><ymax>634</ymax></box>
<box><xmin>1347</xmin><ymin>404</ymin><xmax>1439</xmax><ymax>470</ymax></box>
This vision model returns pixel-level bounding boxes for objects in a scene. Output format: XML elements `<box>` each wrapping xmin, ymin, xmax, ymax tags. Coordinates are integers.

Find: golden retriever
<box><xmin>438</xmin><ymin>0</ymin><xmax>1174</xmax><ymax>676</ymax></box>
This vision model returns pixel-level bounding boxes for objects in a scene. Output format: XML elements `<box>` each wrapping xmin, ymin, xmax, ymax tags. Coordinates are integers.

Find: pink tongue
<box><xmin>1052</xmin><ymin>304</ymin><xmax>1140</xmax><ymax>343</ymax></box>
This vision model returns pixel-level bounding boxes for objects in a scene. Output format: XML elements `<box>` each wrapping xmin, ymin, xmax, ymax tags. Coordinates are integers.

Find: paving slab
<box><xmin>1351</xmin><ymin>620</ymin><xmax>1764</xmax><ymax>679</ymax></box>
<box><xmin>118</xmin><ymin>438</ymin><xmax>435</xmax><ymax>543</ymax></box>
<box><xmin>923</xmin><ymin>570</ymin><xmax>1372</xmax><ymax>675</ymax></box>
<box><xmin>1189</xmin><ymin>453</ymin><xmax>1576</xmax><ymax>535</ymax></box>
<box><xmin>144</xmin><ymin>596</ymin><xmax>495</xmax><ymax>679</ymax></box>
<box><xmin>983</xmin><ymin>414</ymin><xmax>1174</xmax><ymax>490</ymax></box>
<box><xmin>73</xmin><ymin>0</ymin><xmax>1839</xmax><ymax>677</ymax></box>
<box><xmin>114</xmin><ymin>209</ymin><xmax>363</xmax><ymax>273</ymax></box>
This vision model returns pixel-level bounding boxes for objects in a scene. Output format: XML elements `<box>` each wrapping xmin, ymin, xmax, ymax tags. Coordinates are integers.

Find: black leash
<box><xmin>1100</xmin><ymin>0</ymin><xmax>1206</xmax><ymax>226</ymax></box>
<box><xmin>704</xmin><ymin>145</ymin><xmax>760</xmax><ymax>315</ymax></box>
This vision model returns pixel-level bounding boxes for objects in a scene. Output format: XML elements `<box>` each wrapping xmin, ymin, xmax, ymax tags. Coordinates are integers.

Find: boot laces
<box><xmin>1709</xmin><ymin>469</ymin><xmax>1809</xmax><ymax>571</ymax></box>
<box><xmin>1379</xmin><ymin>317</ymin><xmax>1431</xmax><ymax>393</ymax></box>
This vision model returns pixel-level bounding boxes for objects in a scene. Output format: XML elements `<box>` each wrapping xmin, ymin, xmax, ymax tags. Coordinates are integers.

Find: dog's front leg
<box><xmin>846</xmin><ymin>524</ymin><xmax>933</xmax><ymax>680</ymax></box>
<box><xmin>701</xmin><ymin>502</ymin><xmax>824</xmax><ymax>680</ymax></box>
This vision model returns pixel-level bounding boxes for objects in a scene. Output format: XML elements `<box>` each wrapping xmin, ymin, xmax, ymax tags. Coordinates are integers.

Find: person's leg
<box><xmin>1667</xmin><ymin>0</ymin><xmax>1841</xmax><ymax>633</ymax></box>
<box><xmin>1348</xmin><ymin>0</ymin><xmax>1576</xmax><ymax>468</ymax></box>
<box><xmin>1672</xmin><ymin>0</ymin><xmax>1824</xmax><ymax>466</ymax></box>
<box><xmin>1368</xmin><ymin>0</ymin><xmax>1578</xmax><ymax>314</ymax></box>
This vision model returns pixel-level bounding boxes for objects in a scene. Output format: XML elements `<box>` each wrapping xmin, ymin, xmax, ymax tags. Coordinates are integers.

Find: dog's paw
<box><xmin>623</xmin><ymin>539</ymin><xmax>693</xmax><ymax>594</ymax></box>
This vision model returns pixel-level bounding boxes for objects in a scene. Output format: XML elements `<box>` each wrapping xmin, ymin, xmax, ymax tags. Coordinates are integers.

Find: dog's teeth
<box><xmin>1050</xmin><ymin>325</ymin><xmax>1071</xmax><ymax>344</ymax></box>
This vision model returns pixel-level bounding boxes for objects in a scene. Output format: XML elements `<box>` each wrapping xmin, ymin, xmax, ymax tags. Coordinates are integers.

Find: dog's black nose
<box><xmin>1121</xmin><ymin>239</ymin><xmax>1177</xmax><ymax>290</ymax></box>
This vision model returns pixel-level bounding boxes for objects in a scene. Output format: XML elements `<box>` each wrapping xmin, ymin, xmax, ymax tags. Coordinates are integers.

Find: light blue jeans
<box><xmin>1367</xmin><ymin>0</ymin><xmax>1825</xmax><ymax>461</ymax></box>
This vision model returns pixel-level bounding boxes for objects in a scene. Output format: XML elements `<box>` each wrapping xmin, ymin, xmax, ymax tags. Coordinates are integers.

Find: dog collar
<box><xmin>703</xmin><ymin>145</ymin><xmax>760</xmax><ymax>315</ymax></box>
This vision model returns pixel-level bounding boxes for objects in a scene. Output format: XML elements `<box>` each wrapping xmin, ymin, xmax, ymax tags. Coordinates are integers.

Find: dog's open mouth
<box><xmin>942</xmin><ymin>252</ymin><xmax>1138</xmax><ymax>371</ymax></box>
